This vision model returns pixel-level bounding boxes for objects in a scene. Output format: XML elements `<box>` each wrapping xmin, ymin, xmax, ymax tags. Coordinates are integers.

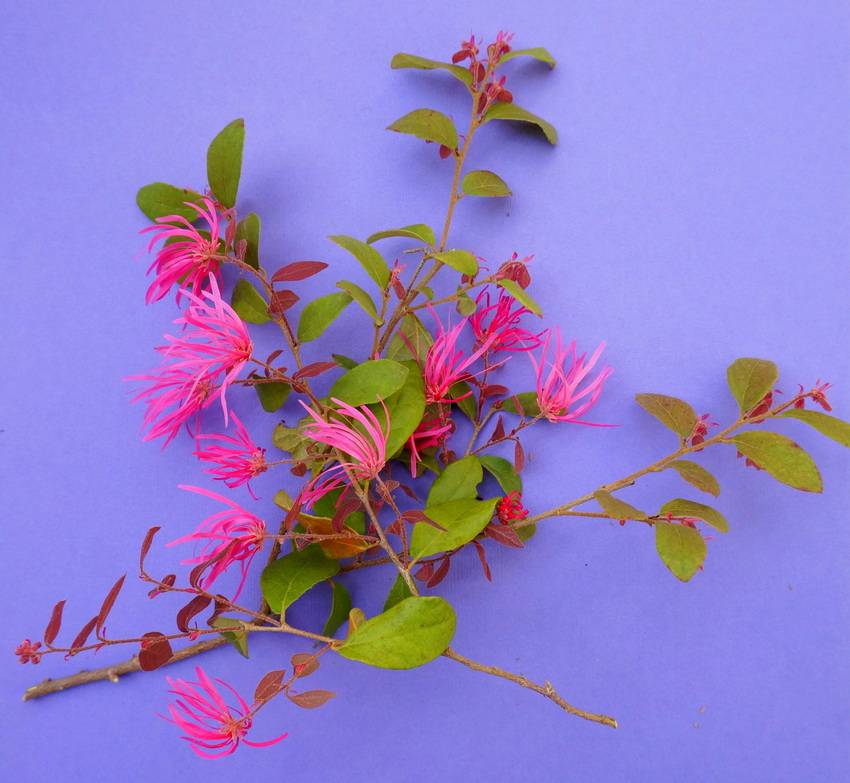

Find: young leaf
<box><xmin>411</xmin><ymin>497</ymin><xmax>498</xmax><ymax>559</ymax></box>
<box><xmin>733</xmin><ymin>431</ymin><xmax>823</xmax><ymax>492</ymax></box>
<box><xmin>432</xmin><ymin>249</ymin><xmax>478</xmax><ymax>276</ymax></box>
<box><xmin>336</xmin><ymin>280</ymin><xmax>381</xmax><ymax>323</ymax></box>
<box><xmin>383</xmin><ymin>574</ymin><xmax>414</xmax><ymax>612</ymax></box>
<box><xmin>387</xmin><ymin>108</ymin><xmax>459</xmax><ymax>150</ymax></box>
<box><xmin>207</xmin><ymin>118</ymin><xmax>245</xmax><ymax>209</ymax></box>
<box><xmin>390</xmin><ymin>53</ymin><xmax>474</xmax><ymax>86</ymax></box>
<box><xmin>321</xmin><ymin>581</ymin><xmax>353</xmax><ymax>639</ymax></box>
<box><xmin>138</xmin><ymin>632</ymin><xmax>174</xmax><ymax>671</ymax></box>
<box><xmin>136</xmin><ymin>183</ymin><xmax>205</xmax><ymax>222</ymax></box>
<box><xmin>293</xmin><ymin>362</ymin><xmax>338</xmax><ymax>381</ymax></box>
<box><xmin>480</xmin><ymin>455</ymin><xmax>522</xmax><ymax>494</ymax></box>
<box><xmin>500</xmin><ymin>47</ymin><xmax>557</xmax><ymax>68</ymax></box>
<box><xmin>176</xmin><ymin>595</ymin><xmax>212</xmax><ymax>633</ymax></box>
<box><xmin>659</xmin><ymin>498</ymin><xmax>729</xmax><ymax>533</ymax></box>
<box><xmin>427</xmin><ymin>455</ymin><xmax>483</xmax><ymax>505</ymax></box>
<box><xmin>231</xmin><ymin>279</ymin><xmax>271</xmax><ymax>324</ymax></box>
<box><xmin>635</xmin><ymin>393</ymin><xmax>698</xmax><ymax>438</ymax></box>
<box><xmin>665</xmin><ymin>460</ymin><xmax>721</xmax><ymax>497</ymax></box>
<box><xmin>461</xmin><ymin>170</ymin><xmax>512</xmax><ymax>197</ymax></box>
<box><xmin>781</xmin><ymin>409</ymin><xmax>850</xmax><ymax>447</ymax></box>
<box><xmin>96</xmin><ymin>575</ymin><xmax>126</xmax><ymax>634</ymax></box>
<box><xmin>254</xmin><ymin>670</ymin><xmax>287</xmax><ymax>702</ymax></box>
<box><xmin>297</xmin><ymin>291</ymin><xmax>352</xmax><ymax>342</ymax></box>
<box><xmin>726</xmin><ymin>358</ymin><xmax>779</xmax><ymax>414</ymax></box>
<box><xmin>483</xmin><ymin>102</ymin><xmax>558</xmax><ymax>145</ymax></box>
<box><xmin>291</xmin><ymin>652</ymin><xmax>321</xmax><ymax>678</ymax></box>
<box><xmin>328</xmin><ymin>235</ymin><xmax>391</xmax><ymax>289</ymax></box>
<box><xmin>260</xmin><ymin>545</ymin><xmax>341</xmax><ymax>615</ymax></box>
<box><xmin>485</xmin><ymin>521</ymin><xmax>524</xmax><ymax>548</ymax></box>
<box><xmin>288</xmin><ymin>690</ymin><xmax>337</xmax><ymax>709</ymax></box>
<box><xmin>655</xmin><ymin>521</ymin><xmax>707</xmax><ymax>582</ymax></box>
<box><xmin>329</xmin><ymin>359</ymin><xmax>409</xmax><ymax>407</ymax></box>
<box><xmin>594</xmin><ymin>490</ymin><xmax>648</xmax><ymax>520</ymax></box>
<box><xmin>272</xmin><ymin>261</ymin><xmax>329</xmax><ymax>283</ymax></box>
<box><xmin>44</xmin><ymin>600</ymin><xmax>66</xmax><ymax>646</ymax></box>
<box><xmin>496</xmin><ymin>278</ymin><xmax>542</xmax><ymax>317</ymax></box>
<box><xmin>234</xmin><ymin>212</ymin><xmax>261</xmax><ymax>270</ymax></box>
<box><xmin>367</xmin><ymin>224</ymin><xmax>436</xmax><ymax>247</ymax></box>
<box><xmin>338</xmin><ymin>596</ymin><xmax>457</xmax><ymax>669</ymax></box>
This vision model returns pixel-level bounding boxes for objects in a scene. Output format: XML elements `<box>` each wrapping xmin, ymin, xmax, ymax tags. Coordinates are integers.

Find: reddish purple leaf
<box><xmin>485</xmin><ymin>521</ymin><xmax>524</xmax><ymax>548</ymax></box>
<box><xmin>285</xmin><ymin>499</ymin><xmax>303</xmax><ymax>532</ymax></box>
<box><xmin>138</xmin><ymin>632</ymin><xmax>174</xmax><ymax>672</ymax></box>
<box><xmin>234</xmin><ymin>239</ymin><xmax>248</xmax><ymax>261</ymax></box>
<box><xmin>44</xmin><ymin>600</ymin><xmax>66</xmax><ymax>646</ymax></box>
<box><xmin>272</xmin><ymin>261</ymin><xmax>329</xmax><ymax>283</ymax></box>
<box><xmin>331</xmin><ymin>499</ymin><xmax>361</xmax><ymax>532</ymax></box>
<box><xmin>96</xmin><ymin>575</ymin><xmax>126</xmax><ymax>634</ymax></box>
<box><xmin>291</xmin><ymin>652</ymin><xmax>321</xmax><ymax>678</ymax></box>
<box><xmin>473</xmin><ymin>540</ymin><xmax>492</xmax><ymax>582</ymax></box>
<box><xmin>266</xmin><ymin>349</ymin><xmax>284</xmax><ymax>365</ymax></box>
<box><xmin>508</xmin><ymin>395</ymin><xmax>525</xmax><ymax>416</ymax></box>
<box><xmin>293</xmin><ymin>361</ymin><xmax>338</xmax><ymax>381</ymax></box>
<box><xmin>426</xmin><ymin>556</ymin><xmax>451</xmax><ymax>588</ymax></box>
<box><xmin>287</xmin><ymin>689</ymin><xmax>337</xmax><ymax>709</ymax></box>
<box><xmin>482</xmin><ymin>384</ymin><xmax>509</xmax><ymax>399</ymax></box>
<box><xmin>268</xmin><ymin>289</ymin><xmax>300</xmax><ymax>316</ymax></box>
<box><xmin>402</xmin><ymin>509</ymin><xmax>447</xmax><ymax>533</ymax></box>
<box><xmin>139</xmin><ymin>526</ymin><xmax>161</xmax><ymax>570</ymax></box>
<box><xmin>207</xmin><ymin>596</ymin><xmax>233</xmax><ymax>624</ymax></box>
<box><xmin>385</xmin><ymin>519</ymin><xmax>403</xmax><ymax>537</ymax></box>
<box><xmin>414</xmin><ymin>562</ymin><xmax>435</xmax><ymax>583</ymax></box>
<box><xmin>491</xmin><ymin>416</ymin><xmax>506</xmax><ymax>442</ymax></box>
<box><xmin>254</xmin><ymin>669</ymin><xmax>287</xmax><ymax>702</ymax></box>
<box><xmin>70</xmin><ymin>616</ymin><xmax>98</xmax><ymax>651</ymax></box>
<box><xmin>176</xmin><ymin>594</ymin><xmax>212</xmax><ymax>633</ymax></box>
<box><xmin>225</xmin><ymin>217</ymin><xmax>238</xmax><ymax>247</ymax></box>
<box><xmin>148</xmin><ymin>573</ymin><xmax>177</xmax><ymax>599</ymax></box>
<box><xmin>398</xmin><ymin>483</ymin><xmax>420</xmax><ymax>502</ymax></box>
<box><xmin>290</xmin><ymin>462</ymin><xmax>308</xmax><ymax>478</ymax></box>
<box><xmin>514</xmin><ymin>439</ymin><xmax>526</xmax><ymax>473</ymax></box>
<box><xmin>189</xmin><ymin>540</ymin><xmax>237</xmax><ymax>590</ymax></box>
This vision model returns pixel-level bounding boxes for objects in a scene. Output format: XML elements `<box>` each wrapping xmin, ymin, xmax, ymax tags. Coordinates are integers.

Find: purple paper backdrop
<box><xmin>3</xmin><ymin>2</ymin><xmax>848</xmax><ymax>780</ymax></box>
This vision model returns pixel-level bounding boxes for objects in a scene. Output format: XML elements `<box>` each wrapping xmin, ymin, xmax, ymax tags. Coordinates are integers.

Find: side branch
<box><xmin>443</xmin><ymin>647</ymin><xmax>618</xmax><ymax>729</ymax></box>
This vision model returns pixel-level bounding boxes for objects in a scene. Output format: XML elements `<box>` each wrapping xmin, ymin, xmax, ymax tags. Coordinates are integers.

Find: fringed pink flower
<box><xmin>168</xmin><ymin>485</ymin><xmax>266</xmax><ymax>601</ymax></box>
<box><xmin>405</xmin><ymin>416</ymin><xmax>453</xmax><ymax>477</ymax></box>
<box><xmin>298</xmin><ymin>398</ymin><xmax>388</xmax><ymax>508</ymax></box>
<box><xmin>141</xmin><ymin>197</ymin><xmax>233</xmax><ymax>305</ymax></box>
<box><xmin>470</xmin><ymin>287</ymin><xmax>543</xmax><ymax>353</ymax></box>
<box><xmin>194</xmin><ymin>414</ymin><xmax>268</xmax><ymax>499</ymax></box>
<box><xmin>424</xmin><ymin>314</ymin><xmax>496</xmax><ymax>404</ymax></box>
<box><xmin>127</xmin><ymin>275</ymin><xmax>253</xmax><ymax>445</ymax></box>
<box><xmin>530</xmin><ymin>327</ymin><xmax>612</xmax><ymax>424</ymax></box>
<box><xmin>162</xmin><ymin>666</ymin><xmax>287</xmax><ymax>759</ymax></box>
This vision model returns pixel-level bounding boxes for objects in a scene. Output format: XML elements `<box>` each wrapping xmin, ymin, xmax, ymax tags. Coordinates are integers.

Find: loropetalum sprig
<box><xmin>21</xmin><ymin>32</ymin><xmax>850</xmax><ymax>761</ymax></box>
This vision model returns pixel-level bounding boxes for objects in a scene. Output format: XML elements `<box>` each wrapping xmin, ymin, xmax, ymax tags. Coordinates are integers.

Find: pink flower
<box><xmin>194</xmin><ymin>414</ymin><xmax>268</xmax><ymax>499</ymax></box>
<box><xmin>141</xmin><ymin>197</ymin><xmax>233</xmax><ymax>305</ymax></box>
<box><xmin>470</xmin><ymin>286</ymin><xmax>543</xmax><ymax>353</ymax></box>
<box><xmin>127</xmin><ymin>276</ymin><xmax>253</xmax><ymax>444</ymax></box>
<box><xmin>496</xmin><ymin>491</ymin><xmax>528</xmax><ymax>524</ymax></box>
<box><xmin>405</xmin><ymin>416</ymin><xmax>453</xmax><ymax>477</ymax></box>
<box><xmin>162</xmin><ymin>666</ymin><xmax>287</xmax><ymax>759</ymax></box>
<box><xmin>298</xmin><ymin>398</ymin><xmax>389</xmax><ymax>508</ymax></box>
<box><xmin>14</xmin><ymin>639</ymin><xmax>43</xmax><ymax>664</ymax></box>
<box><xmin>530</xmin><ymin>327</ymin><xmax>612</xmax><ymax>424</ymax></box>
<box><xmin>424</xmin><ymin>314</ymin><xmax>496</xmax><ymax>404</ymax></box>
<box><xmin>168</xmin><ymin>485</ymin><xmax>266</xmax><ymax>601</ymax></box>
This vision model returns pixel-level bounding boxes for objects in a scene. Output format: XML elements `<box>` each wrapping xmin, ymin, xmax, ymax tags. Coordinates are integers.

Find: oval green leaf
<box><xmin>297</xmin><ymin>291</ymin><xmax>352</xmax><ymax>342</ymax></box>
<box><xmin>781</xmin><ymin>409</ymin><xmax>850</xmax><ymax>447</ymax></box>
<box><xmin>655</xmin><ymin>520</ymin><xmax>707</xmax><ymax>582</ymax></box>
<box><xmin>387</xmin><ymin>313</ymin><xmax>434</xmax><ymax>364</ymax></box>
<box><xmin>373</xmin><ymin>361</ymin><xmax>426</xmax><ymax>456</ymax></box>
<box><xmin>480</xmin><ymin>455</ymin><xmax>522</xmax><ymax>494</ymax></box>
<box><xmin>665</xmin><ymin>460</ymin><xmax>721</xmax><ymax>497</ymax></box>
<box><xmin>231</xmin><ymin>278</ymin><xmax>271</xmax><ymax>324</ymax></box>
<box><xmin>367</xmin><ymin>224</ymin><xmax>436</xmax><ymax>247</ymax></box>
<box><xmin>483</xmin><ymin>102</ymin><xmax>558</xmax><ymax>145</ymax></box>
<box><xmin>338</xmin><ymin>596</ymin><xmax>456</xmax><ymax>670</ymax></box>
<box><xmin>207</xmin><ymin>118</ymin><xmax>245</xmax><ymax>209</ymax></box>
<box><xmin>432</xmin><ymin>249</ymin><xmax>478</xmax><ymax>276</ymax></box>
<box><xmin>328</xmin><ymin>235</ymin><xmax>391</xmax><ymax>289</ymax></box>
<box><xmin>136</xmin><ymin>182</ymin><xmax>205</xmax><ymax>222</ymax></box>
<box><xmin>726</xmin><ymin>358</ymin><xmax>779</xmax><ymax>414</ymax></box>
<box><xmin>390</xmin><ymin>53</ymin><xmax>473</xmax><ymax>87</ymax></box>
<box><xmin>336</xmin><ymin>280</ymin><xmax>380</xmax><ymax>322</ymax></box>
<box><xmin>383</xmin><ymin>573</ymin><xmax>414</xmax><ymax>612</ymax></box>
<box><xmin>328</xmin><ymin>358</ymin><xmax>409</xmax><ymax>407</ymax></box>
<box><xmin>635</xmin><ymin>393</ymin><xmax>698</xmax><ymax>438</ymax></box>
<box><xmin>594</xmin><ymin>490</ymin><xmax>648</xmax><ymax>521</ymax></box>
<box><xmin>659</xmin><ymin>498</ymin><xmax>728</xmax><ymax>533</ymax></box>
<box><xmin>260</xmin><ymin>545</ymin><xmax>341</xmax><ymax>615</ymax></box>
<box><xmin>733</xmin><ymin>431</ymin><xmax>822</xmax><ymax>492</ymax></box>
<box><xmin>496</xmin><ymin>278</ymin><xmax>542</xmax><ymax>317</ymax></box>
<box><xmin>411</xmin><ymin>497</ymin><xmax>498</xmax><ymax>559</ymax></box>
<box><xmin>500</xmin><ymin>47</ymin><xmax>557</xmax><ymax>68</ymax></box>
<box><xmin>427</xmin><ymin>455</ymin><xmax>483</xmax><ymax>505</ymax></box>
<box><xmin>387</xmin><ymin>108</ymin><xmax>459</xmax><ymax>150</ymax></box>
<box><xmin>461</xmin><ymin>170</ymin><xmax>512</xmax><ymax>197</ymax></box>
<box><xmin>500</xmin><ymin>391</ymin><xmax>541</xmax><ymax>417</ymax></box>
<box><xmin>254</xmin><ymin>380</ymin><xmax>291</xmax><ymax>413</ymax></box>
<box><xmin>321</xmin><ymin>581</ymin><xmax>352</xmax><ymax>639</ymax></box>
<box><xmin>235</xmin><ymin>212</ymin><xmax>261</xmax><ymax>270</ymax></box>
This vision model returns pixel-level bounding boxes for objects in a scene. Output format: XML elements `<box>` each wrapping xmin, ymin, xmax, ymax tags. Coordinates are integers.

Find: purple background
<box><xmin>3</xmin><ymin>2</ymin><xmax>848</xmax><ymax>780</ymax></box>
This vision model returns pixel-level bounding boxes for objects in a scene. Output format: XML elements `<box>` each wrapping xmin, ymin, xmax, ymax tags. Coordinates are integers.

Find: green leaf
<box><xmin>733</xmin><ymin>431</ymin><xmax>823</xmax><ymax>492</ymax></box>
<box><xmin>231</xmin><ymin>279</ymin><xmax>271</xmax><ymax>324</ymax></box>
<box><xmin>500</xmin><ymin>392</ymin><xmax>541</xmax><ymax>417</ymax></box>
<box><xmin>254</xmin><ymin>381</ymin><xmax>291</xmax><ymax>413</ymax></box>
<box><xmin>297</xmin><ymin>292</ymin><xmax>352</xmax><ymax>342</ymax></box>
<box><xmin>367</xmin><ymin>224</ymin><xmax>436</xmax><ymax>247</ymax></box>
<box><xmin>726</xmin><ymin>358</ymin><xmax>779</xmax><ymax>414</ymax></box>
<box><xmin>206</xmin><ymin>118</ymin><xmax>245</xmax><ymax>209</ymax></box>
<box><xmin>665</xmin><ymin>460</ymin><xmax>721</xmax><ymax>497</ymax></box>
<box><xmin>411</xmin><ymin>497</ymin><xmax>498</xmax><ymax>559</ymax></box>
<box><xmin>390</xmin><ymin>52</ymin><xmax>474</xmax><ymax>87</ymax></box>
<box><xmin>655</xmin><ymin>520</ymin><xmax>707</xmax><ymax>582</ymax></box>
<box><xmin>387</xmin><ymin>313</ymin><xmax>434</xmax><ymax>364</ymax></box>
<box><xmin>328</xmin><ymin>235</ymin><xmax>391</xmax><ymax>289</ymax></box>
<box><xmin>273</xmin><ymin>423</ymin><xmax>304</xmax><ymax>454</ymax></box>
<box><xmin>321</xmin><ymin>581</ymin><xmax>352</xmax><ymax>639</ymax></box>
<box><xmin>635</xmin><ymin>393</ymin><xmax>698</xmax><ymax>438</ymax></box>
<box><xmin>235</xmin><ymin>212</ymin><xmax>261</xmax><ymax>270</ymax></box>
<box><xmin>260</xmin><ymin>545</ymin><xmax>341</xmax><ymax>615</ymax></box>
<box><xmin>329</xmin><ymin>359</ymin><xmax>409</xmax><ymax>407</ymax></box>
<box><xmin>659</xmin><ymin>498</ymin><xmax>729</xmax><ymax>533</ymax></box>
<box><xmin>455</xmin><ymin>289</ymin><xmax>477</xmax><ymax>316</ymax></box>
<box><xmin>427</xmin><ymin>455</ymin><xmax>483</xmax><ymax>505</ymax></box>
<box><xmin>387</xmin><ymin>108</ymin><xmax>459</xmax><ymax>150</ymax></box>
<box><xmin>433</xmin><ymin>249</ymin><xmax>478</xmax><ymax>276</ymax></box>
<box><xmin>516</xmin><ymin>523</ymin><xmax>537</xmax><ymax>543</ymax></box>
<box><xmin>339</xmin><ymin>596</ymin><xmax>456</xmax><ymax>669</ymax></box>
<box><xmin>210</xmin><ymin>616</ymin><xmax>249</xmax><ymax>658</ymax></box>
<box><xmin>136</xmin><ymin>182</ymin><xmax>205</xmax><ymax>222</ymax></box>
<box><xmin>480</xmin><ymin>455</ymin><xmax>522</xmax><ymax>494</ymax></box>
<box><xmin>500</xmin><ymin>47</ymin><xmax>557</xmax><ymax>68</ymax></box>
<box><xmin>593</xmin><ymin>490</ymin><xmax>648</xmax><ymax>520</ymax></box>
<box><xmin>336</xmin><ymin>280</ymin><xmax>381</xmax><ymax>323</ymax></box>
<box><xmin>449</xmin><ymin>381</ymin><xmax>477</xmax><ymax>422</ymax></box>
<box><xmin>781</xmin><ymin>409</ymin><xmax>850</xmax><ymax>448</ymax></box>
<box><xmin>495</xmin><ymin>278</ymin><xmax>542</xmax><ymax>317</ymax></box>
<box><xmin>383</xmin><ymin>574</ymin><xmax>414</xmax><ymax>612</ymax></box>
<box><xmin>483</xmin><ymin>102</ymin><xmax>558</xmax><ymax>145</ymax></box>
<box><xmin>374</xmin><ymin>361</ymin><xmax>426</xmax><ymax>456</ymax></box>
<box><xmin>461</xmin><ymin>170</ymin><xmax>512</xmax><ymax>197</ymax></box>
<box><xmin>332</xmin><ymin>353</ymin><xmax>359</xmax><ymax>370</ymax></box>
